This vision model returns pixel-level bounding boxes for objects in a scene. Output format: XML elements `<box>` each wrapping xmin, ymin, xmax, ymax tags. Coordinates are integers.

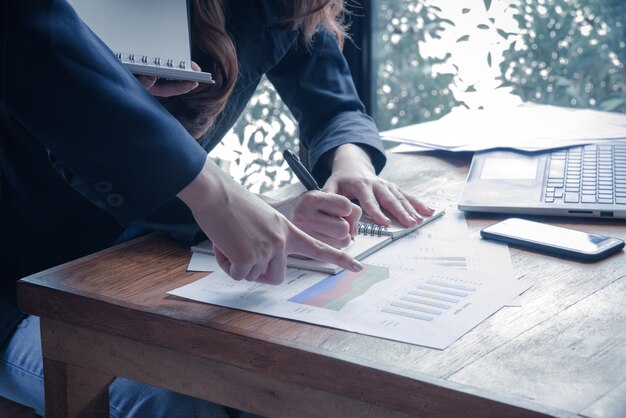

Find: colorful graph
<box><xmin>289</xmin><ymin>265</ymin><xmax>389</xmax><ymax>311</ymax></box>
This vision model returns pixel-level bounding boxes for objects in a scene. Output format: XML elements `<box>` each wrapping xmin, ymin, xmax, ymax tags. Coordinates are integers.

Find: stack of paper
<box><xmin>382</xmin><ymin>103</ymin><xmax>626</xmax><ymax>153</ymax></box>
<box><xmin>170</xmin><ymin>210</ymin><xmax>530</xmax><ymax>350</ymax></box>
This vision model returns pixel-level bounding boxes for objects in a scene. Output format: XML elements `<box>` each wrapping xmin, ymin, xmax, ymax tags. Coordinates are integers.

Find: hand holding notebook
<box><xmin>67</xmin><ymin>0</ymin><xmax>214</xmax><ymax>83</ymax></box>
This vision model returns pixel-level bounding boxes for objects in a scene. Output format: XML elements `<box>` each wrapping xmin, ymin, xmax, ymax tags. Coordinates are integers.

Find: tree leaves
<box><xmin>496</xmin><ymin>28</ymin><xmax>515</xmax><ymax>40</ymax></box>
<box><xmin>599</xmin><ymin>97</ymin><xmax>626</xmax><ymax>111</ymax></box>
<box><xmin>497</xmin><ymin>1</ymin><xmax>626</xmax><ymax>114</ymax></box>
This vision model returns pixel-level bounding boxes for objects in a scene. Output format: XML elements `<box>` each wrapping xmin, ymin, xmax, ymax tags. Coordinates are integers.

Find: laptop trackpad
<box><xmin>481</xmin><ymin>158</ymin><xmax>538</xmax><ymax>180</ymax></box>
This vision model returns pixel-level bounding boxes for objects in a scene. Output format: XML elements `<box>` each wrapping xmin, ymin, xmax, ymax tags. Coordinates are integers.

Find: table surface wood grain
<box><xmin>17</xmin><ymin>152</ymin><xmax>626</xmax><ymax>418</ymax></box>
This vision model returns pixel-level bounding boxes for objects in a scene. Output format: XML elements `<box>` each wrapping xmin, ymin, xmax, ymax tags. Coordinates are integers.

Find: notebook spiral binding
<box><xmin>357</xmin><ymin>223</ymin><xmax>387</xmax><ymax>237</ymax></box>
<box><xmin>116</xmin><ymin>52</ymin><xmax>187</xmax><ymax>69</ymax></box>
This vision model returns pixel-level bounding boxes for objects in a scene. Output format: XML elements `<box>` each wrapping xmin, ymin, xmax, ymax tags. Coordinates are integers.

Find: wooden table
<box><xmin>17</xmin><ymin>152</ymin><xmax>626</xmax><ymax>418</ymax></box>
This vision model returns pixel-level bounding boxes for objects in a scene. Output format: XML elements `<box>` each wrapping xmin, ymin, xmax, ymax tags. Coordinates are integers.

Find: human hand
<box><xmin>268</xmin><ymin>191</ymin><xmax>362</xmax><ymax>249</ymax></box>
<box><xmin>136</xmin><ymin>61</ymin><xmax>201</xmax><ymax>97</ymax></box>
<box><xmin>323</xmin><ymin>144</ymin><xmax>435</xmax><ymax>227</ymax></box>
<box><xmin>177</xmin><ymin>156</ymin><xmax>364</xmax><ymax>285</ymax></box>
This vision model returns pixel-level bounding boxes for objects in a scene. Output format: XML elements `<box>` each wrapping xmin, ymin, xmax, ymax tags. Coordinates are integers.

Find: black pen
<box><xmin>282</xmin><ymin>149</ymin><xmax>322</xmax><ymax>191</ymax></box>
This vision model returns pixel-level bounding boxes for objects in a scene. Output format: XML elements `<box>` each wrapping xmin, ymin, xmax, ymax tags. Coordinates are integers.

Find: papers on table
<box><xmin>172</xmin><ymin>210</ymin><xmax>530</xmax><ymax>349</ymax></box>
<box><xmin>382</xmin><ymin>103</ymin><xmax>626</xmax><ymax>153</ymax></box>
<box><xmin>170</xmin><ymin>262</ymin><xmax>524</xmax><ymax>350</ymax></box>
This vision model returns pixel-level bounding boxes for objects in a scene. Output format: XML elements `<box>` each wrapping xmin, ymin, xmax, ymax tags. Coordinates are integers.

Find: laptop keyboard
<box><xmin>544</xmin><ymin>144</ymin><xmax>626</xmax><ymax>205</ymax></box>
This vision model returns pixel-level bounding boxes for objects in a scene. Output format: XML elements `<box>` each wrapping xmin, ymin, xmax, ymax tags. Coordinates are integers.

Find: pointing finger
<box><xmin>289</xmin><ymin>229</ymin><xmax>363</xmax><ymax>273</ymax></box>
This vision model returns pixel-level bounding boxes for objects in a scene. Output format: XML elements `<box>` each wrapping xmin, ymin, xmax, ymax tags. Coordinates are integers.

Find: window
<box><xmin>211</xmin><ymin>77</ymin><xmax>296</xmax><ymax>194</ymax></box>
<box><xmin>216</xmin><ymin>0</ymin><xmax>626</xmax><ymax>193</ymax></box>
<box><xmin>373</xmin><ymin>0</ymin><xmax>626</xmax><ymax>131</ymax></box>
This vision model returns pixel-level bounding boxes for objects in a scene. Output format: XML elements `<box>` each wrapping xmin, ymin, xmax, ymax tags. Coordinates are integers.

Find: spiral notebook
<box><xmin>190</xmin><ymin>209</ymin><xmax>445</xmax><ymax>274</ymax></box>
<box><xmin>67</xmin><ymin>0</ymin><xmax>214</xmax><ymax>83</ymax></box>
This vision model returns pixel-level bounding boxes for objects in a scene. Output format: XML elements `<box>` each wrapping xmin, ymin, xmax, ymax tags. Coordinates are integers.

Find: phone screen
<box><xmin>484</xmin><ymin>218</ymin><xmax>615</xmax><ymax>253</ymax></box>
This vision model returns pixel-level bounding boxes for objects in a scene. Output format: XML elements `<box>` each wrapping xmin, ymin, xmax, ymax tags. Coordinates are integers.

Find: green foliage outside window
<box><xmin>375</xmin><ymin>0</ymin><xmax>626</xmax><ymax>132</ymax></box>
<box><xmin>498</xmin><ymin>0</ymin><xmax>626</xmax><ymax>112</ymax></box>
<box><xmin>212</xmin><ymin>77</ymin><xmax>295</xmax><ymax>194</ymax></box>
<box><xmin>218</xmin><ymin>0</ymin><xmax>626</xmax><ymax>193</ymax></box>
<box><xmin>375</xmin><ymin>0</ymin><xmax>464</xmax><ymax>131</ymax></box>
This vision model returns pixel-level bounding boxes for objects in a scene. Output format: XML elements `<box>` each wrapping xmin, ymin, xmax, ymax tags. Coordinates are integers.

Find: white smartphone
<box><xmin>480</xmin><ymin>218</ymin><xmax>624</xmax><ymax>261</ymax></box>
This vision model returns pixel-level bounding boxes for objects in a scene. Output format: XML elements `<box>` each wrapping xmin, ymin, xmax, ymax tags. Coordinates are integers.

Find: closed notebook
<box><xmin>190</xmin><ymin>209</ymin><xmax>445</xmax><ymax>274</ymax></box>
<box><xmin>67</xmin><ymin>0</ymin><xmax>214</xmax><ymax>83</ymax></box>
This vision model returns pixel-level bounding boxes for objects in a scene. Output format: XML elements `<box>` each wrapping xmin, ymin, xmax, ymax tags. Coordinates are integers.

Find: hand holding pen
<box><xmin>282</xmin><ymin>149</ymin><xmax>361</xmax><ymax>247</ymax></box>
<box><xmin>283</xmin><ymin>149</ymin><xmax>322</xmax><ymax>191</ymax></box>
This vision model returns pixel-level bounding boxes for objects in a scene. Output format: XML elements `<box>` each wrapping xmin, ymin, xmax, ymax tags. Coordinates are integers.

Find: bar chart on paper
<box><xmin>382</xmin><ymin>277</ymin><xmax>477</xmax><ymax>322</ymax></box>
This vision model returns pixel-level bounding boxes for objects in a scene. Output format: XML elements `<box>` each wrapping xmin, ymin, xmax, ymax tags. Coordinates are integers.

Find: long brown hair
<box><xmin>158</xmin><ymin>0</ymin><xmax>347</xmax><ymax>139</ymax></box>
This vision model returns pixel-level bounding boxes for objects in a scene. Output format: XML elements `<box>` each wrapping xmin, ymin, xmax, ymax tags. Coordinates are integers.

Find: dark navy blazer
<box><xmin>1</xmin><ymin>0</ymin><xmax>206</xmax><ymax>344</ymax></box>
<box><xmin>0</xmin><ymin>0</ymin><xmax>385</xmax><ymax>345</ymax></box>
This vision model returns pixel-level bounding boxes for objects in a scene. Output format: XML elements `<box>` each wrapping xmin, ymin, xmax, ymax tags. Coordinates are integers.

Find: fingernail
<box><xmin>352</xmin><ymin>260</ymin><xmax>364</xmax><ymax>271</ymax></box>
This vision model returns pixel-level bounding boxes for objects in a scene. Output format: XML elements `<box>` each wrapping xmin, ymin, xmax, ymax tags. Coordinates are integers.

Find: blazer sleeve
<box><xmin>266</xmin><ymin>29</ymin><xmax>386</xmax><ymax>183</ymax></box>
<box><xmin>2</xmin><ymin>0</ymin><xmax>207</xmax><ymax>226</ymax></box>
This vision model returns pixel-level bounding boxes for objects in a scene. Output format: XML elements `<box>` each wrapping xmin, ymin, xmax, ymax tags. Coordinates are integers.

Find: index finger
<box><xmin>288</xmin><ymin>228</ymin><xmax>364</xmax><ymax>272</ymax></box>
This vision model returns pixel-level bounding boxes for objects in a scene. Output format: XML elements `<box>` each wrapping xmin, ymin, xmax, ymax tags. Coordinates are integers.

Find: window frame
<box><xmin>343</xmin><ymin>0</ymin><xmax>377</xmax><ymax>121</ymax></box>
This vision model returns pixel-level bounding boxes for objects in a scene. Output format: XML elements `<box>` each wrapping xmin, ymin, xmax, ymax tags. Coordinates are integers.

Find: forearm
<box><xmin>177</xmin><ymin>156</ymin><xmax>226</xmax><ymax>215</ymax></box>
<box><xmin>177</xmin><ymin>155</ymin><xmax>362</xmax><ymax>283</ymax></box>
<box><xmin>325</xmin><ymin>143</ymin><xmax>377</xmax><ymax>175</ymax></box>
<box><xmin>7</xmin><ymin>0</ymin><xmax>206</xmax><ymax>225</ymax></box>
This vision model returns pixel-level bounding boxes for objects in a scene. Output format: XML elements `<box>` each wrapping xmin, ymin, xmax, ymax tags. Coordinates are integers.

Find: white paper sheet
<box><xmin>366</xmin><ymin>208</ymin><xmax>525</xmax><ymax>307</ymax></box>
<box><xmin>174</xmin><ymin>209</ymin><xmax>529</xmax><ymax>349</ymax></box>
<box><xmin>188</xmin><ymin>252</ymin><xmax>221</xmax><ymax>272</ymax></box>
<box><xmin>383</xmin><ymin>103</ymin><xmax>626</xmax><ymax>153</ymax></box>
<box><xmin>169</xmin><ymin>261</ymin><xmax>529</xmax><ymax>349</ymax></box>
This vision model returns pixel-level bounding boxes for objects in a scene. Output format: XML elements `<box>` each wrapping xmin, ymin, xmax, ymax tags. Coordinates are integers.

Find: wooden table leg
<box><xmin>43</xmin><ymin>357</ymin><xmax>113</xmax><ymax>418</ymax></box>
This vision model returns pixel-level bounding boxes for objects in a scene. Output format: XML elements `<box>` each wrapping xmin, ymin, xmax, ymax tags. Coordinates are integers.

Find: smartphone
<box><xmin>480</xmin><ymin>218</ymin><xmax>625</xmax><ymax>261</ymax></box>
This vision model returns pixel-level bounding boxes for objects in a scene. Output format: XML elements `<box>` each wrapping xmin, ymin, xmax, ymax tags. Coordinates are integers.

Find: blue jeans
<box><xmin>0</xmin><ymin>316</ymin><xmax>259</xmax><ymax>417</ymax></box>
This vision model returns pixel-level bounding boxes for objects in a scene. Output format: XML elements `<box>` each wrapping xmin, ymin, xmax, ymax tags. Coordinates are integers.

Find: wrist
<box><xmin>330</xmin><ymin>144</ymin><xmax>375</xmax><ymax>173</ymax></box>
<box><xmin>177</xmin><ymin>155</ymin><xmax>234</xmax><ymax>214</ymax></box>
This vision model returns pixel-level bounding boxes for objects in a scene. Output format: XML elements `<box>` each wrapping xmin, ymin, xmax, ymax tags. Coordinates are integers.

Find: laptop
<box><xmin>458</xmin><ymin>142</ymin><xmax>626</xmax><ymax>219</ymax></box>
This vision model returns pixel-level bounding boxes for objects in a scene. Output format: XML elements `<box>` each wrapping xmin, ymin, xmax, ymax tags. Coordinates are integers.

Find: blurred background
<box><xmin>210</xmin><ymin>0</ymin><xmax>626</xmax><ymax>193</ymax></box>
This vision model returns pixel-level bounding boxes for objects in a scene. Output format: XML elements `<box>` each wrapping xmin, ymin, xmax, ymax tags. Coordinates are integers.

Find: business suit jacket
<box><xmin>1</xmin><ymin>0</ymin><xmax>207</xmax><ymax>344</ymax></box>
<box><xmin>0</xmin><ymin>0</ymin><xmax>385</xmax><ymax>344</ymax></box>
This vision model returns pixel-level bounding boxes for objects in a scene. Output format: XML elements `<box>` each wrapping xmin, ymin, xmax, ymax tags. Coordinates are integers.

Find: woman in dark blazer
<box><xmin>0</xmin><ymin>0</ymin><xmax>433</xmax><ymax>416</ymax></box>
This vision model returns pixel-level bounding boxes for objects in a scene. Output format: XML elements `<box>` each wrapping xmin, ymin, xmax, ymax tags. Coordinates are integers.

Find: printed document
<box><xmin>170</xmin><ymin>261</ymin><xmax>528</xmax><ymax>349</ymax></box>
<box><xmin>172</xmin><ymin>211</ymin><xmax>529</xmax><ymax>349</ymax></box>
